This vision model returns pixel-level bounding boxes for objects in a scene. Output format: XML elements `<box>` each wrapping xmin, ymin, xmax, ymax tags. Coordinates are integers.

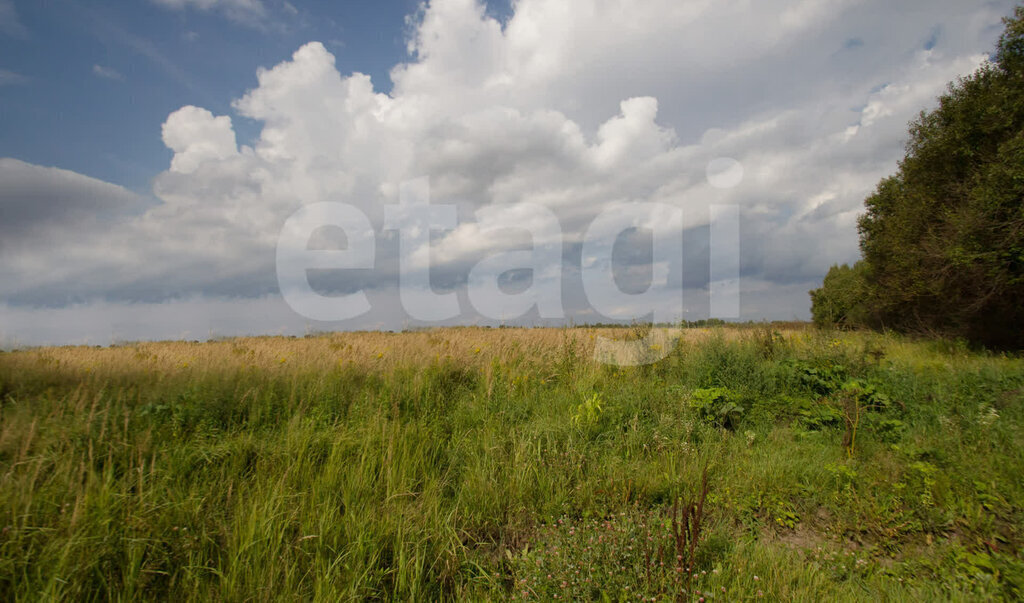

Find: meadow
<box><xmin>0</xmin><ymin>325</ymin><xmax>1022</xmax><ymax>601</ymax></box>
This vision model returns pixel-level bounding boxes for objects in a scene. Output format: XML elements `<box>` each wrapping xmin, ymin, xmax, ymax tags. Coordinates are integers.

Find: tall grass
<box><xmin>0</xmin><ymin>326</ymin><xmax>1022</xmax><ymax>600</ymax></box>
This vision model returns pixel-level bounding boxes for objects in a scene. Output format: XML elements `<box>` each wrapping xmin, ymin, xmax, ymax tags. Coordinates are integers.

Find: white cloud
<box><xmin>162</xmin><ymin>106</ymin><xmax>240</xmax><ymax>173</ymax></box>
<box><xmin>1</xmin><ymin>0</ymin><xmax>1019</xmax><ymax>342</ymax></box>
<box><xmin>92</xmin><ymin>64</ymin><xmax>125</xmax><ymax>81</ymax></box>
<box><xmin>0</xmin><ymin>68</ymin><xmax>27</xmax><ymax>86</ymax></box>
<box><xmin>0</xmin><ymin>0</ymin><xmax>29</xmax><ymax>38</ymax></box>
<box><xmin>151</xmin><ymin>0</ymin><xmax>267</xmax><ymax>26</ymax></box>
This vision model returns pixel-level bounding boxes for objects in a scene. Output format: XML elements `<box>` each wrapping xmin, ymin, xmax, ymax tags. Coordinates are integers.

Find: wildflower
<box><xmin>753</xmin><ymin>575</ymin><xmax>760</xmax><ymax>582</ymax></box>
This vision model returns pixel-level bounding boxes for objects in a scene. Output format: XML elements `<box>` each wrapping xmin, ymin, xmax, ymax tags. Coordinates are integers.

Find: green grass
<box><xmin>0</xmin><ymin>327</ymin><xmax>1022</xmax><ymax>600</ymax></box>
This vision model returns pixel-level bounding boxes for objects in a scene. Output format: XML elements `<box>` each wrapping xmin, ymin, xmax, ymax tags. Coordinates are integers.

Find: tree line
<box><xmin>811</xmin><ymin>6</ymin><xmax>1024</xmax><ymax>349</ymax></box>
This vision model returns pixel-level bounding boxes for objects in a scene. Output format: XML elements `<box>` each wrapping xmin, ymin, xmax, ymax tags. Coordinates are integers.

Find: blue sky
<box><xmin>0</xmin><ymin>0</ymin><xmax>1017</xmax><ymax>346</ymax></box>
<box><xmin>0</xmin><ymin>0</ymin><xmax>436</xmax><ymax>192</ymax></box>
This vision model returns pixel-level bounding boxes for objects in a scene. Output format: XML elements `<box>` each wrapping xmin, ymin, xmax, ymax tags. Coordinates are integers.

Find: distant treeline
<box><xmin>579</xmin><ymin>319</ymin><xmax>809</xmax><ymax>330</ymax></box>
<box><xmin>811</xmin><ymin>7</ymin><xmax>1024</xmax><ymax>349</ymax></box>
<box><xmin>393</xmin><ymin>320</ymin><xmax>810</xmax><ymax>332</ymax></box>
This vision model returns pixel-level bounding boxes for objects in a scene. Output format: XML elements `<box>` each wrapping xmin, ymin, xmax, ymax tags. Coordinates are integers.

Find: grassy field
<box><xmin>0</xmin><ymin>325</ymin><xmax>1022</xmax><ymax>601</ymax></box>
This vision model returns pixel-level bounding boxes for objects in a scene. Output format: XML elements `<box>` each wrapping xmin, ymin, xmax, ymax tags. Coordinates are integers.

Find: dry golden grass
<box><xmin>1</xmin><ymin>325</ymin><xmax>808</xmax><ymax>383</ymax></box>
<box><xmin>3</xmin><ymin>327</ymin><xmax>606</xmax><ymax>381</ymax></box>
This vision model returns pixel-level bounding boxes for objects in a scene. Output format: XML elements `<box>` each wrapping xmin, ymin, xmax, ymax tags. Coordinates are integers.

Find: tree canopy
<box><xmin>811</xmin><ymin>6</ymin><xmax>1024</xmax><ymax>348</ymax></box>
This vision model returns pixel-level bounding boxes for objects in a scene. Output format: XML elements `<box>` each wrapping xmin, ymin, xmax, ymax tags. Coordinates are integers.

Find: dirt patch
<box><xmin>775</xmin><ymin>524</ymin><xmax>832</xmax><ymax>550</ymax></box>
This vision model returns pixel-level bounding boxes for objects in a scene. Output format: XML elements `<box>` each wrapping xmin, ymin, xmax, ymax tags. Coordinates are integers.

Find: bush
<box><xmin>688</xmin><ymin>387</ymin><xmax>745</xmax><ymax>430</ymax></box>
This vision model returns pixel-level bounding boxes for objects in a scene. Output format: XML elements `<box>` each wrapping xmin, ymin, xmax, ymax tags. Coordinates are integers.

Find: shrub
<box><xmin>688</xmin><ymin>387</ymin><xmax>744</xmax><ymax>430</ymax></box>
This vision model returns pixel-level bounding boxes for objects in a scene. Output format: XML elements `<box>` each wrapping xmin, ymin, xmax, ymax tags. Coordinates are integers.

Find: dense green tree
<box><xmin>809</xmin><ymin>262</ymin><xmax>869</xmax><ymax>328</ymax></box>
<box><xmin>811</xmin><ymin>7</ymin><xmax>1024</xmax><ymax>348</ymax></box>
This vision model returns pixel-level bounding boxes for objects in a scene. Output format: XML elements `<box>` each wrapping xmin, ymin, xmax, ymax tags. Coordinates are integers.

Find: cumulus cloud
<box><xmin>1</xmin><ymin>0</ymin><xmax>1018</xmax><ymax>342</ymax></box>
<box><xmin>162</xmin><ymin>106</ymin><xmax>240</xmax><ymax>173</ymax></box>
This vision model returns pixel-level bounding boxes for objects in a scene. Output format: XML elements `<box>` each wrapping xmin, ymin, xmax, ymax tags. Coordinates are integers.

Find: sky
<box><xmin>0</xmin><ymin>0</ymin><xmax>1017</xmax><ymax>346</ymax></box>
